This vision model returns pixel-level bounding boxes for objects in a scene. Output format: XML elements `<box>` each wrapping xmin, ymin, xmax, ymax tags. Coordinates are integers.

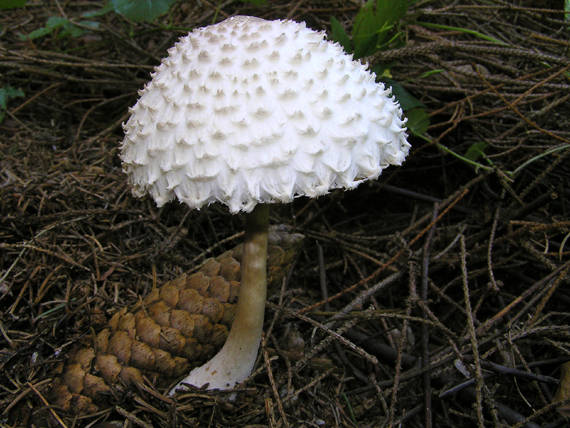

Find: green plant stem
<box><xmin>417</xmin><ymin>134</ymin><xmax>495</xmax><ymax>173</ymax></box>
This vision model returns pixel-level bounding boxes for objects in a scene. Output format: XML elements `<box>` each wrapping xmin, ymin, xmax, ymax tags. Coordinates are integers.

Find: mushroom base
<box><xmin>170</xmin><ymin>204</ymin><xmax>270</xmax><ymax>392</ymax></box>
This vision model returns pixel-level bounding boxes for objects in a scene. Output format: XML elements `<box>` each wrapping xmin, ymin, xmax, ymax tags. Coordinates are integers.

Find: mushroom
<box><xmin>120</xmin><ymin>15</ymin><xmax>410</xmax><ymax>392</ymax></box>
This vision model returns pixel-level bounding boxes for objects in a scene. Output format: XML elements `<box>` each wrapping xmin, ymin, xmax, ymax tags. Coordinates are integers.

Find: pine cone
<box><xmin>51</xmin><ymin>227</ymin><xmax>303</xmax><ymax>413</ymax></box>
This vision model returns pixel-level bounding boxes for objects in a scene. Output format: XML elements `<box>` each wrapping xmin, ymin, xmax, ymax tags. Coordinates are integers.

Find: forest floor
<box><xmin>1</xmin><ymin>1</ymin><xmax>569</xmax><ymax>427</ymax></box>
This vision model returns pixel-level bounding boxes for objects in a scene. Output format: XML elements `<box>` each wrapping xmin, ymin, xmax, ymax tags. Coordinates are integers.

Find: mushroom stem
<box><xmin>170</xmin><ymin>204</ymin><xmax>269</xmax><ymax>392</ymax></box>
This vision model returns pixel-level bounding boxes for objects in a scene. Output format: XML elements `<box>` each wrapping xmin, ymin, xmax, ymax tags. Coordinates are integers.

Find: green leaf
<box><xmin>419</xmin><ymin>69</ymin><xmax>444</xmax><ymax>79</ymax></box>
<box><xmin>352</xmin><ymin>1</ymin><xmax>380</xmax><ymax>58</ymax></box>
<box><xmin>59</xmin><ymin>20</ymin><xmax>99</xmax><ymax>38</ymax></box>
<box><xmin>0</xmin><ymin>86</ymin><xmax>25</xmax><ymax>123</ymax></box>
<box><xmin>242</xmin><ymin>0</ymin><xmax>267</xmax><ymax>5</ymax></box>
<box><xmin>370</xmin><ymin>63</ymin><xmax>391</xmax><ymax>78</ymax></box>
<box><xmin>45</xmin><ymin>16</ymin><xmax>68</xmax><ymax>28</ymax></box>
<box><xmin>405</xmin><ymin>107</ymin><xmax>430</xmax><ymax>137</ymax></box>
<box><xmin>61</xmin><ymin>24</ymin><xmax>84</xmax><ymax>38</ymax></box>
<box><xmin>111</xmin><ymin>0</ymin><xmax>177</xmax><ymax>22</ymax></box>
<box><xmin>330</xmin><ymin>17</ymin><xmax>352</xmax><ymax>53</ymax></box>
<box><xmin>464</xmin><ymin>141</ymin><xmax>488</xmax><ymax>162</ymax></box>
<box><xmin>352</xmin><ymin>0</ymin><xmax>408</xmax><ymax>58</ymax></box>
<box><xmin>382</xmin><ymin>78</ymin><xmax>424</xmax><ymax>111</ymax></box>
<box><xmin>416</xmin><ymin>22</ymin><xmax>508</xmax><ymax>46</ymax></box>
<box><xmin>78</xmin><ymin>20</ymin><xmax>101</xmax><ymax>30</ymax></box>
<box><xmin>20</xmin><ymin>16</ymin><xmax>67</xmax><ymax>40</ymax></box>
<box><xmin>20</xmin><ymin>16</ymin><xmax>98</xmax><ymax>40</ymax></box>
<box><xmin>82</xmin><ymin>2</ymin><xmax>114</xmax><ymax>18</ymax></box>
<box><xmin>0</xmin><ymin>0</ymin><xmax>26</xmax><ymax>9</ymax></box>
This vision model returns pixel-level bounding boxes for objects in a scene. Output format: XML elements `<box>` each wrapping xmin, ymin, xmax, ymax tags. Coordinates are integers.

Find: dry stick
<box><xmin>115</xmin><ymin>406</ymin><xmax>153</xmax><ymax>428</ymax></box>
<box><xmin>188</xmin><ymin>231</ymin><xmax>245</xmax><ymax>267</ymax></box>
<box><xmin>8</xmin><ymin>265</ymin><xmax>40</xmax><ymax>316</ymax></box>
<box><xmin>74</xmin><ymin>93</ymin><xmax>134</xmax><ymax>142</ymax></box>
<box><xmin>262</xmin><ymin>335</ymin><xmax>290</xmax><ymax>428</ymax></box>
<box><xmin>387</xmin><ymin>266</ymin><xmax>415</xmax><ymax>428</ymax></box>
<box><xmin>34</xmin><ymin>264</ymin><xmax>64</xmax><ymax>306</ymax></box>
<box><xmin>364</xmin><ymin>336</ymin><xmax>543</xmax><ymax>428</ymax></box>
<box><xmin>264</xmin><ymin>397</ymin><xmax>277</xmax><ymax>428</ymax></box>
<box><xmin>317</xmin><ymin>241</ymin><xmax>329</xmax><ymax>310</ymax></box>
<box><xmin>0</xmin><ymin>243</ymin><xmax>89</xmax><ymax>271</ymax></box>
<box><xmin>156</xmin><ymin>209</ymin><xmax>192</xmax><ymax>256</ymax></box>
<box><xmin>511</xmin><ymin>398</ymin><xmax>570</xmax><ymax>428</ymax></box>
<box><xmin>392</xmin><ymin>404</ymin><xmax>424</xmax><ymax>427</ymax></box>
<box><xmin>326</xmin><ymin>272</ymin><xmax>403</xmax><ymax>326</ymax></box>
<box><xmin>2</xmin><ymin>47</ymin><xmax>154</xmax><ymax>70</ymax></box>
<box><xmin>9</xmin><ymin>82</ymin><xmax>63</xmax><ymax>116</ymax></box>
<box><xmin>506</xmin><ymin>325</ymin><xmax>570</xmax><ymax>346</ymax></box>
<box><xmin>304</xmin><ymin>230</ymin><xmax>399</xmax><ymax>271</ymax></box>
<box><xmin>499</xmin><ymin>92</ymin><xmax>569</xmax><ymax>152</ymax></box>
<box><xmin>495</xmin><ymin>92</ymin><xmax>570</xmax><ymax>146</ymax></box>
<box><xmin>27</xmin><ymin>382</ymin><xmax>68</xmax><ymax>428</ymax></box>
<box><xmin>517</xmin><ymin>265</ymin><xmax>569</xmax><ymax>328</ymax></box>
<box><xmin>519</xmin><ymin>146</ymin><xmax>570</xmax><ymax>202</ymax></box>
<box><xmin>0</xmin><ymin>321</ymin><xmax>13</xmax><ymax>348</ymax></box>
<box><xmin>528</xmin><ymin>265</ymin><xmax>569</xmax><ymax>325</ymax></box>
<box><xmin>285</xmin><ymin>0</ymin><xmax>305</xmax><ymax>19</ymax></box>
<box><xmin>282</xmin><ymin>368</ymin><xmax>335</xmax><ymax>404</ymax></box>
<box><xmin>505</xmin><ymin>64</ymin><xmax>570</xmax><ymax>111</ymax></box>
<box><xmin>421</xmin><ymin>203</ymin><xmax>438</xmax><ymax>428</ymax></box>
<box><xmin>368</xmin><ymin>372</ymin><xmax>390</xmax><ymax>417</ymax></box>
<box><xmin>2</xmin><ymin>379</ymin><xmax>52</xmax><ymax>417</ymax></box>
<box><xmin>438</xmin><ymin>361</ymin><xmax>558</xmax><ymax>398</ymax></box>
<box><xmin>320</xmin><ymin>311</ymin><xmax>440</xmax><ymax>327</ymax></box>
<box><xmin>343</xmin><ymin>244</ymin><xmax>399</xmax><ymax>272</ymax></box>
<box><xmin>457</xmin><ymin>63</ymin><xmax>570</xmax><ymax>127</ymax></box>
<box><xmin>269</xmin><ymin>301</ymin><xmax>379</xmax><ymax>378</ymax></box>
<box><xmin>298</xmin><ymin>184</ymin><xmax>475</xmax><ymax>315</ymax></box>
<box><xmin>439</xmin><ymin>60</ymin><xmax>566</xmax><ymax>92</ymax></box>
<box><xmin>270</xmin><ymin>334</ymin><xmax>294</xmax><ymax>398</ymax></box>
<box><xmin>265</xmin><ymin>277</ymin><xmax>288</xmax><ymax>342</ymax></box>
<box><xmin>317</xmin><ymin>241</ymin><xmax>369</xmax><ymax>382</ymax></box>
<box><xmin>476</xmin><ymin>66</ymin><xmax>570</xmax><ymax>144</ymax></box>
<box><xmin>415</xmin><ymin>295</ymin><xmax>460</xmax><ymax>342</ymax></box>
<box><xmin>84</xmin><ymin>111</ymin><xmax>129</xmax><ymax>145</ymax></box>
<box><xmin>372</xmin><ymin>41</ymin><xmax>568</xmax><ymax>66</ymax></box>
<box><xmin>458</xmin><ymin>388</ymin><xmax>541</xmax><ymax>428</ymax></box>
<box><xmin>460</xmin><ymin>235</ymin><xmax>485</xmax><ymax>428</ymax></box>
<box><xmin>281</xmin><ymin>305</ymin><xmax>378</xmax><ymax>371</ymax></box>
<box><xmin>135</xmin><ymin>381</ymin><xmax>174</xmax><ymax>407</ymax></box>
<box><xmin>487</xmin><ymin>206</ymin><xmax>501</xmax><ymax>292</ymax></box>
<box><xmin>427</xmin><ymin>64</ymin><xmax>561</xmax><ymax>118</ymax></box>
<box><xmin>488</xmin><ymin>360</ymin><xmax>557</xmax><ymax>384</ymax></box>
<box><xmin>266</xmin><ymin>254</ymin><xmax>299</xmax><ymax>342</ymax></box>
<box><xmin>509</xmin><ymin>220</ymin><xmax>570</xmax><ymax>231</ymax></box>
<box><xmin>382</xmin><ymin>183</ymin><xmax>472</xmax><ymax>214</ymax></box>
<box><xmin>476</xmin><ymin>260</ymin><xmax>570</xmax><ymax>336</ymax></box>
<box><xmin>132</xmin><ymin>395</ymin><xmax>168</xmax><ymax>419</ymax></box>
<box><xmin>521</xmin><ymin>240</ymin><xmax>558</xmax><ymax>271</ymax></box>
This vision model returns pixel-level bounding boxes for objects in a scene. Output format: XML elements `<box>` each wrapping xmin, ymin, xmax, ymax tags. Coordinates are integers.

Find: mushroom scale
<box><xmin>120</xmin><ymin>15</ymin><xmax>410</xmax><ymax>214</ymax></box>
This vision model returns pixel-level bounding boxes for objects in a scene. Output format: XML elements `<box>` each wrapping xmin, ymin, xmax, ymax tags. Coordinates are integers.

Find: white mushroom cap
<box><xmin>120</xmin><ymin>15</ymin><xmax>410</xmax><ymax>213</ymax></box>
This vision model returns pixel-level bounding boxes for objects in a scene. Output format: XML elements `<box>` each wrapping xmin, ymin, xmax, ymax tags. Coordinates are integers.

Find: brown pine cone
<box><xmin>50</xmin><ymin>227</ymin><xmax>303</xmax><ymax>413</ymax></box>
